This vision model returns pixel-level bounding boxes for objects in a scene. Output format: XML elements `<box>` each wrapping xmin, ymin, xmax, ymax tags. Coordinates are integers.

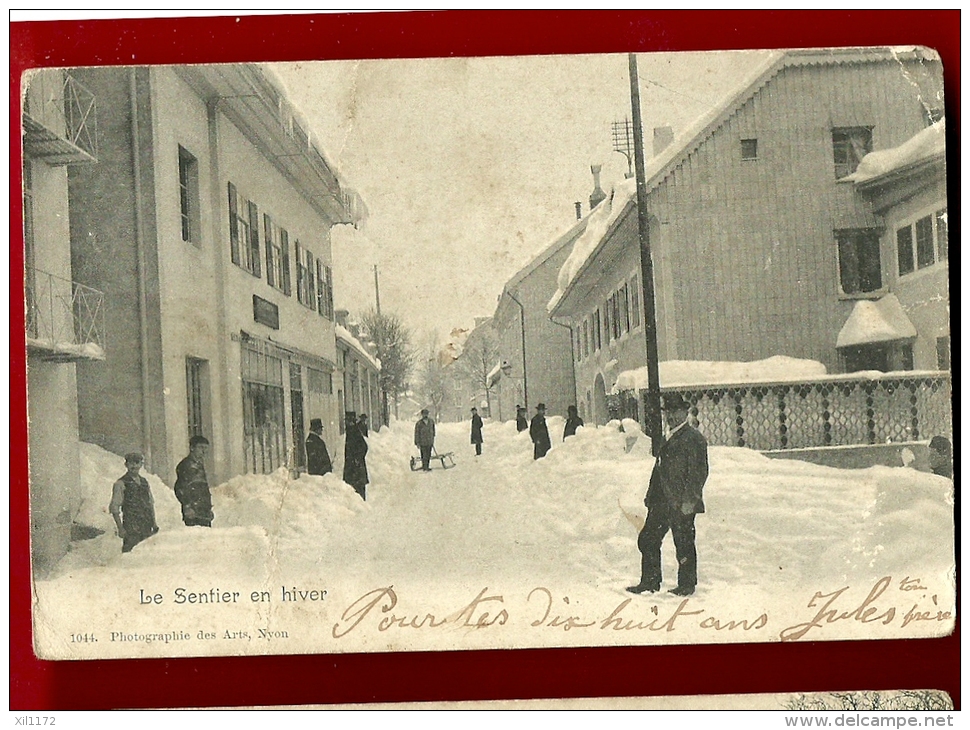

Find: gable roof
<box><xmin>548</xmin><ymin>46</ymin><xmax>940</xmax><ymax>316</ymax></box>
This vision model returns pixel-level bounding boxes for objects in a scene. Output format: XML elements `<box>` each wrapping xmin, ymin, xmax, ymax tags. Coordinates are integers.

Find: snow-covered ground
<box><xmin>34</xmin><ymin>419</ymin><xmax>954</xmax><ymax>659</ymax></box>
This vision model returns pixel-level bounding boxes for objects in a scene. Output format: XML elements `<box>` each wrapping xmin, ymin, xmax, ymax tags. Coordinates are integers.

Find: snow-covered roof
<box><xmin>336</xmin><ymin>323</ymin><xmax>381</xmax><ymax>370</ymax></box>
<box><xmin>847</xmin><ymin>119</ymin><xmax>946</xmax><ymax>185</ymax></box>
<box><xmin>836</xmin><ymin>294</ymin><xmax>917</xmax><ymax>349</ymax></box>
<box><xmin>613</xmin><ymin>356</ymin><xmax>828</xmax><ymax>392</ymax></box>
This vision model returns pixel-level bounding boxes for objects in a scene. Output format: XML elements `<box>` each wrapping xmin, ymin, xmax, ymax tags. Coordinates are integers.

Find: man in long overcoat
<box><xmin>529</xmin><ymin>403</ymin><xmax>551</xmax><ymax>460</ymax></box>
<box><xmin>470</xmin><ymin>407</ymin><xmax>484</xmax><ymax>456</ymax></box>
<box><xmin>305</xmin><ymin>418</ymin><xmax>333</xmax><ymax>475</ymax></box>
<box><xmin>515</xmin><ymin>405</ymin><xmax>528</xmax><ymax>432</ymax></box>
<box><xmin>343</xmin><ymin>412</ymin><xmax>369</xmax><ymax>499</ymax></box>
<box><xmin>628</xmin><ymin>394</ymin><xmax>709</xmax><ymax>597</ymax></box>
<box><xmin>414</xmin><ymin>409</ymin><xmax>436</xmax><ymax>471</ymax></box>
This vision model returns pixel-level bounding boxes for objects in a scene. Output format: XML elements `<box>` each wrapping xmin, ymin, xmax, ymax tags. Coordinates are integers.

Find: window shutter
<box><xmin>228</xmin><ymin>182</ymin><xmax>240</xmax><ymax>265</ymax></box>
<box><xmin>264</xmin><ymin>214</ymin><xmax>275</xmax><ymax>287</ymax></box>
<box><xmin>281</xmin><ymin>229</ymin><xmax>291</xmax><ymax>295</ymax></box>
<box><xmin>316</xmin><ymin>259</ymin><xmax>324</xmax><ymax>315</ymax></box>
<box><xmin>306</xmin><ymin>249</ymin><xmax>315</xmax><ymax>305</ymax></box>
<box><xmin>325</xmin><ymin>265</ymin><xmax>334</xmax><ymax>319</ymax></box>
<box><xmin>248</xmin><ymin>201</ymin><xmax>261</xmax><ymax>278</ymax></box>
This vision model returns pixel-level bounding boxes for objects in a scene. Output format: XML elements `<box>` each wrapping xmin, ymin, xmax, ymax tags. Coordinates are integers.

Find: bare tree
<box><xmin>414</xmin><ymin>332</ymin><xmax>452</xmax><ymax>421</ymax></box>
<box><xmin>359</xmin><ymin>309</ymin><xmax>414</xmax><ymax>425</ymax></box>
<box><xmin>453</xmin><ymin>323</ymin><xmax>500</xmax><ymax>418</ymax></box>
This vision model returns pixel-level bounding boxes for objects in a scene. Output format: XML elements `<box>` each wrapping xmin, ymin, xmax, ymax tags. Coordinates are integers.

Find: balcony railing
<box><xmin>612</xmin><ymin>373</ymin><xmax>952</xmax><ymax>450</ymax></box>
<box><xmin>26</xmin><ymin>267</ymin><xmax>105</xmax><ymax>361</ymax></box>
<box><xmin>23</xmin><ymin>71</ymin><xmax>98</xmax><ymax>165</ymax></box>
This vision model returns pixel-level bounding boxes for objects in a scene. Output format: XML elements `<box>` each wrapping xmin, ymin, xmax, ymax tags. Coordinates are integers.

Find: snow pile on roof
<box><xmin>847</xmin><ymin>119</ymin><xmax>946</xmax><ymax>184</ymax></box>
<box><xmin>837</xmin><ymin>294</ymin><xmax>917</xmax><ymax>349</ymax></box>
<box><xmin>27</xmin><ymin>338</ymin><xmax>106</xmax><ymax>360</ymax></box>
<box><xmin>548</xmin><ymin>177</ymin><xmax>637</xmax><ymax>312</ymax></box>
<box><xmin>336</xmin><ymin>323</ymin><xmax>381</xmax><ymax>370</ymax></box>
<box><xmin>614</xmin><ymin>356</ymin><xmax>828</xmax><ymax>392</ymax></box>
<box><xmin>486</xmin><ymin>360</ymin><xmax>504</xmax><ymax>388</ymax></box>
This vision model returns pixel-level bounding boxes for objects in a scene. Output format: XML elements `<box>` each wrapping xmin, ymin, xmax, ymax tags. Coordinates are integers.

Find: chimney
<box><xmin>589</xmin><ymin>164</ymin><xmax>606</xmax><ymax>210</ymax></box>
<box><xmin>335</xmin><ymin>309</ymin><xmax>350</xmax><ymax>328</ymax></box>
<box><xmin>653</xmin><ymin>126</ymin><xmax>674</xmax><ymax>158</ymax></box>
<box><xmin>574</xmin><ymin>202</ymin><xmax>582</xmax><ymax>220</ymax></box>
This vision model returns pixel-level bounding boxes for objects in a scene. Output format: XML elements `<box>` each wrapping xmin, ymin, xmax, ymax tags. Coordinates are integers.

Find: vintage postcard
<box><xmin>22</xmin><ymin>43</ymin><xmax>952</xmax><ymax>663</ymax></box>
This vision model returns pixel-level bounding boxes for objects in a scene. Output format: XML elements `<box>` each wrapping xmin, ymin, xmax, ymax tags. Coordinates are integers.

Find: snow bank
<box><xmin>614</xmin><ymin>356</ymin><xmax>828</xmax><ymax>391</ymax></box>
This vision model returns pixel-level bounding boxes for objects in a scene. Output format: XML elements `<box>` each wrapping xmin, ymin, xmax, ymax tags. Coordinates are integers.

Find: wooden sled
<box><xmin>410</xmin><ymin>447</ymin><xmax>456</xmax><ymax>471</ymax></box>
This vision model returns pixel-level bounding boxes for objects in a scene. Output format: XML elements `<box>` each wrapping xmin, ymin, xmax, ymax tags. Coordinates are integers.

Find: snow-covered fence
<box><xmin>613</xmin><ymin>372</ymin><xmax>952</xmax><ymax>450</ymax></box>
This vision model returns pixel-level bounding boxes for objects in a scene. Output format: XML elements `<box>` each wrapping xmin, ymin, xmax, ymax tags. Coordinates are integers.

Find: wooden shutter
<box><xmin>264</xmin><ymin>214</ymin><xmax>275</xmax><ymax>287</ymax></box>
<box><xmin>281</xmin><ymin>228</ymin><xmax>291</xmax><ymax>295</ymax></box>
<box><xmin>228</xmin><ymin>182</ymin><xmax>240</xmax><ymax>265</ymax></box>
<box><xmin>325</xmin><ymin>265</ymin><xmax>334</xmax><ymax>319</ymax></box>
<box><xmin>316</xmin><ymin>259</ymin><xmax>324</xmax><ymax>315</ymax></box>
<box><xmin>306</xmin><ymin>248</ymin><xmax>315</xmax><ymax>305</ymax></box>
<box><xmin>248</xmin><ymin>201</ymin><xmax>261</xmax><ymax>278</ymax></box>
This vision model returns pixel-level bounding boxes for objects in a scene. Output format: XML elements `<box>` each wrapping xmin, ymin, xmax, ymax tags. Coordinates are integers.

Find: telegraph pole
<box><xmin>374</xmin><ymin>264</ymin><xmax>381</xmax><ymax>315</ymax></box>
<box><xmin>629</xmin><ymin>53</ymin><xmax>663</xmax><ymax>456</ymax></box>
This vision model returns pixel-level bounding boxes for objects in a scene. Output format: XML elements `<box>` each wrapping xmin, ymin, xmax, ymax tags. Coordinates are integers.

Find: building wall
<box><xmin>877</xmin><ymin>177</ymin><xmax>949</xmax><ymax>370</ymax></box>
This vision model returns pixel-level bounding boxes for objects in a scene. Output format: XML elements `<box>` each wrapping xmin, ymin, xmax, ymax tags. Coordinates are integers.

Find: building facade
<box><xmin>492</xmin><ymin>216</ymin><xmax>587</xmax><ymax>422</ymax></box>
<box><xmin>548</xmin><ymin>47</ymin><xmax>946</xmax><ymax>424</ymax></box>
<box><xmin>66</xmin><ymin>65</ymin><xmax>364</xmax><ymax>486</ymax></box>
<box><xmin>23</xmin><ymin>68</ymin><xmax>104</xmax><ymax>575</ymax></box>
<box><xmin>334</xmin><ymin>310</ymin><xmax>382</xmax><ymax>436</ymax></box>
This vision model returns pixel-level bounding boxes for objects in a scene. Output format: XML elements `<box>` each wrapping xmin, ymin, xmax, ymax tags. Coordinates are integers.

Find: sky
<box><xmin>269</xmin><ymin>50</ymin><xmax>774</xmax><ymax>342</ymax></box>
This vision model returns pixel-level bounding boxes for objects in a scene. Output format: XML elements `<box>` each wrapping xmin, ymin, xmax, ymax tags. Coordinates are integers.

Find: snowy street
<box><xmin>36</xmin><ymin>417</ymin><xmax>954</xmax><ymax>658</ymax></box>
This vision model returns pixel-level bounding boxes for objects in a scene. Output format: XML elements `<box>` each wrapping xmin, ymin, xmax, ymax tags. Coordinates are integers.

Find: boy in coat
<box><xmin>109</xmin><ymin>452</ymin><xmax>159</xmax><ymax>553</ymax></box>
<box><xmin>414</xmin><ymin>409</ymin><xmax>436</xmax><ymax>471</ymax></box>
<box><xmin>175</xmin><ymin>436</ymin><xmax>213</xmax><ymax>527</ymax></box>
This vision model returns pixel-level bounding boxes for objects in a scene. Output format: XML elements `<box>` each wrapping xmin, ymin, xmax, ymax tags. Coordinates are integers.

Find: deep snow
<box><xmin>35</xmin><ymin>418</ymin><xmax>954</xmax><ymax>658</ymax></box>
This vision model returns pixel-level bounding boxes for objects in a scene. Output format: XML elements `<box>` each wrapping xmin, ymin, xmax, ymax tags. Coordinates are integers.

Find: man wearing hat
<box><xmin>530</xmin><ymin>403</ymin><xmax>552</xmax><ymax>460</ymax></box>
<box><xmin>470</xmin><ymin>407</ymin><xmax>484</xmax><ymax>456</ymax></box>
<box><xmin>305</xmin><ymin>418</ymin><xmax>333</xmax><ymax>476</ymax></box>
<box><xmin>343</xmin><ymin>411</ymin><xmax>369</xmax><ymax>499</ymax></box>
<box><xmin>414</xmin><ymin>408</ymin><xmax>436</xmax><ymax>471</ymax></box>
<box><xmin>628</xmin><ymin>393</ymin><xmax>709</xmax><ymax>597</ymax></box>
<box><xmin>109</xmin><ymin>452</ymin><xmax>159</xmax><ymax>552</ymax></box>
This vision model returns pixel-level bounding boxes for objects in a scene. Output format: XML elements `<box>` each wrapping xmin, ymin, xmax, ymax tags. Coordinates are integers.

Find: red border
<box><xmin>10</xmin><ymin>10</ymin><xmax>960</xmax><ymax>710</ymax></box>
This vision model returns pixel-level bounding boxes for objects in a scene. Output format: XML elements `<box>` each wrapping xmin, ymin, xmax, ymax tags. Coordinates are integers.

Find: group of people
<box><xmin>306</xmin><ymin>413</ymin><xmax>370</xmax><ymax>500</ymax></box>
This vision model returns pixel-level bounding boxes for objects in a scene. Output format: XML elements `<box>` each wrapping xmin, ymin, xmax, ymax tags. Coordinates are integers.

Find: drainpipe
<box><xmin>130</xmin><ymin>68</ymin><xmax>153</xmax><ymax>468</ymax></box>
<box><xmin>506</xmin><ymin>289</ymin><xmax>528</xmax><ymax>411</ymax></box>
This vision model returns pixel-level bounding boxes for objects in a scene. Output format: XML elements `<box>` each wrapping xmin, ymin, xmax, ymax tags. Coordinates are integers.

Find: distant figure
<box><xmin>530</xmin><ymin>403</ymin><xmax>551</xmax><ymax>460</ymax></box>
<box><xmin>414</xmin><ymin>409</ymin><xmax>436</xmax><ymax>471</ymax></box>
<box><xmin>175</xmin><ymin>436</ymin><xmax>213</xmax><ymax>527</ymax></box>
<box><xmin>358</xmin><ymin>413</ymin><xmax>369</xmax><ymax>438</ymax></box>
<box><xmin>343</xmin><ymin>412</ymin><xmax>369</xmax><ymax>499</ymax></box>
<box><xmin>628</xmin><ymin>394</ymin><xmax>709</xmax><ymax>597</ymax></box>
<box><xmin>109</xmin><ymin>452</ymin><xmax>158</xmax><ymax>553</ymax></box>
<box><xmin>470</xmin><ymin>407</ymin><xmax>484</xmax><ymax>456</ymax></box>
<box><xmin>516</xmin><ymin>405</ymin><xmax>528</xmax><ymax>433</ymax></box>
<box><xmin>563</xmin><ymin>404</ymin><xmax>584</xmax><ymax>441</ymax></box>
<box><xmin>305</xmin><ymin>418</ymin><xmax>333</xmax><ymax>476</ymax></box>
<box><xmin>928</xmin><ymin>436</ymin><xmax>953</xmax><ymax>478</ymax></box>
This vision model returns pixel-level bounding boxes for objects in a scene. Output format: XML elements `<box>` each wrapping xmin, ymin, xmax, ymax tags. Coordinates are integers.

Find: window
<box><xmin>263</xmin><ymin>215</ymin><xmax>290</xmax><ymax>294</ymax></box>
<box><xmin>937</xmin><ymin>335</ymin><xmax>950</xmax><ymax>370</ymax></box>
<box><xmin>241</xmin><ymin>344</ymin><xmax>286</xmax><ymax>474</ymax></box>
<box><xmin>593</xmin><ymin>309</ymin><xmax>601</xmax><ymax>351</ymax></box>
<box><xmin>316</xmin><ymin>261</ymin><xmax>334</xmax><ymax>320</ymax></box>
<box><xmin>582</xmin><ymin>319</ymin><xmax>589</xmax><ymax>359</ymax></box>
<box><xmin>629</xmin><ymin>276</ymin><xmax>641</xmax><ymax>329</ymax></box>
<box><xmin>185</xmin><ymin>357</ymin><xmax>208</xmax><ymax>440</ymax></box>
<box><xmin>895</xmin><ymin>208</ymin><xmax>947</xmax><ymax>277</ymax></box>
<box><xmin>741</xmin><ymin>138</ymin><xmax>758</xmax><ymax>160</ymax></box>
<box><xmin>836</xmin><ymin>229</ymin><xmax>882</xmax><ymax>295</ymax></box>
<box><xmin>178</xmin><ymin>146</ymin><xmax>201</xmax><ymax>244</ymax></box>
<box><xmin>290</xmin><ymin>364</ymin><xmax>305</xmax><ymax>469</ymax></box>
<box><xmin>620</xmin><ymin>284</ymin><xmax>630</xmax><ymax>333</ymax></box>
<box><xmin>832</xmin><ymin>127</ymin><xmax>872</xmax><ymax>179</ymax></box>
<box><xmin>228</xmin><ymin>183</ymin><xmax>261</xmax><ymax>277</ymax></box>
<box><xmin>611</xmin><ymin>292</ymin><xmax>622</xmax><ymax>339</ymax></box>
<box><xmin>296</xmin><ymin>242</ymin><xmax>317</xmax><ymax>309</ymax></box>
<box><xmin>603</xmin><ymin>301</ymin><xmax>611</xmax><ymax>343</ymax></box>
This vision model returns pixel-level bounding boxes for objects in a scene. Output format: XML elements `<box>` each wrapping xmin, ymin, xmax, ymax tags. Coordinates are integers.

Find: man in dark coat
<box><xmin>928</xmin><ymin>435</ymin><xmax>952</xmax><ymax>478</ymax></box>
<box><xmin>628</xmin><ymin>394</ymin><xmax>709</xmax><ymax>597</ymax></box>
<box><xmin>343</xmin><ymin>412</ymin><xmax>369</xmax><ymax>499</ymax></box>
<box><xmin>563</xmin><ymin>404</ymin><xmax>584</xmax><ymax>440</ymax></box>
<box><xmin>358</xmin><ymin>413</ymin><xmax>370</xmax><ymax>438</ymax></box>
<box><xmin>414</xmin><ymin>409</ymin><xmax>436</xmax><ymax>471</ymax></box>
<box><xmin>530</xmin><ymin>403</ymin><xmax>551</xmax><ymax>460</ymax></box>
<box><xmin>109</xmin><ymin>452</ymin><xmax>159</xmax><ymax>552</ymax></box>
<box><xmin>470</xmin><ymin>407</ymin><xmax>484</xmax><ymax>456</ymax></box>
<box><xmin>305</xmin><ymin>418</ymin><xmax>333</xmax><ymax>476</ymax></box>
<box><xmin>175</xmin><ymin>436</ymin><xmax>213</xmax><ymax>527</ymax></box>
<box><xmin>515</xmin><ymin>405</ymin><xmax>528</xmax><ymax>432</ymax></box>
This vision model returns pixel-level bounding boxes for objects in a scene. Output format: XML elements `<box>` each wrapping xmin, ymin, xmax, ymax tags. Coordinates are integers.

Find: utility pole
<box><xmin>629</xmin><ymin>52</ymin><xmax>663</xmax><ymax>456</ymax></box>
<box><xmin>374</xmin><ymin>264</ymin><xmax>381</xmax><ymax>315</ymax></box>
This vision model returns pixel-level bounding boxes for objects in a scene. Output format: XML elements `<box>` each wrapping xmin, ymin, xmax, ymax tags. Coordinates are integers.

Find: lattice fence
<box><xmin>612</xmin><ymin>373</ymin><xmax>952</xmax><ymax>450</ymax></box>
